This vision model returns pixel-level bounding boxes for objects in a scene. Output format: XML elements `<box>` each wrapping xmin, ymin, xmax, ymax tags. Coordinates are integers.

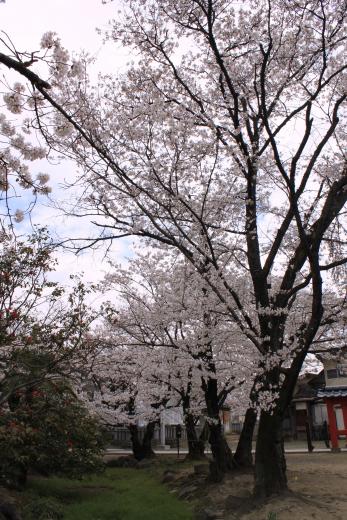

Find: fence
<box><xmin>110</xmin><ymin>424</ymin><xmax>189</xmax><ymax>447</ymax></box>
<box><xmin>111</xmin><ymin>427</ymin><xmax>146</xmax><ymax>448</ymax></box>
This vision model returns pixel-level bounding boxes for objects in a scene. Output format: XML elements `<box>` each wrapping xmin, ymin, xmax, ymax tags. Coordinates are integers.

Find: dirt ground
<box><xmin>105</xmin><ymin>451</ymin><xmax>347</xmax><ymax>518</ymax></box>
<box><xmin>262</xmin><ymin>452</ymin><xmax>347</xmax><ymax>520</ymax></box>
<box><xmin>189</xmin><ymin>452</ymin><xmax>347</xmax><ymax>520</ymax></box>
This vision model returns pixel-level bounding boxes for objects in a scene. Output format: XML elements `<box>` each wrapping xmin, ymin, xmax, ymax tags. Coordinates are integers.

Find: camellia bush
<box><xmin>0</xmin><ymin>227</ymin><xmax>97</xmax><ymax>407</ymax></box>
<box><xmin>0</xmin><ymin>378</ymin><xmax>105</xmax><ymax>489</ymax></box>
<box><xmin>0</xmin><ymin>227</ymin><xmax>103</xmax><ymax>489</ymax></box>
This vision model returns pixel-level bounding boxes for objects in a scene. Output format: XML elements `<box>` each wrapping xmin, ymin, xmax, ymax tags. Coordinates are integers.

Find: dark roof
<box><xmin>294</xmin><ymin>383</ymin><xmax>318</xmax><ymax>399</ymax></box>
<box><xmin>293</xmin><ymin>370</ymin><xmax>325</xmax><ymax>400</ymax></box>
<box><xmin>317</xmin><ymin>387</ymin><xmax>347</xmax><ymax>398</ymax></box>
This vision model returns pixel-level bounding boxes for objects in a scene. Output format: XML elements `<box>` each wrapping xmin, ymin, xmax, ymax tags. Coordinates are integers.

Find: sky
<box><xmin>1</xmin><ymin>0</ymin><xmax>132</xmax><ymax>290</ymax></box>
<box><xmin>1</xmin><ymin>0</ymin><xmax>119</xmax><ymax>64</ymax></box>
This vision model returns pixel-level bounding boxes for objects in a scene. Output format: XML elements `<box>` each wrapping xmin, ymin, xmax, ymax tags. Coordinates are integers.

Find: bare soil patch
<box><xmin>166</xmin><ymin>452</ymin><xmax>347</xmax><ymax>519</ymax></box>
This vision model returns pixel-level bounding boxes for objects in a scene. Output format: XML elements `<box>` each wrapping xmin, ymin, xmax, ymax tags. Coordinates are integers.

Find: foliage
<box><xmin>0</xmin><ymin>227</ymin><xmax>96</xmax><ymax>407</ymax></box>
<box><xmin>0</xmin><ymin>378</ymin><xmax>104</xmax><ymax>488</ymax></box>
<box><xmin>23</xmin><ymin>497</ymin><xmax>64</xmax><ymax>520</ymax></box>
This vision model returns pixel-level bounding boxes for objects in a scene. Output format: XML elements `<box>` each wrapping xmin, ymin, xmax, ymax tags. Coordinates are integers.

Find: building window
<box><xmin>337</xmin><ymin>363</ymin><xmax>347</xmax><ymax>377</ymax></box>
<box><xmin>327</xmin><ymin>369</ymin><xmax>338</xmax><ymax>379</ymax></box>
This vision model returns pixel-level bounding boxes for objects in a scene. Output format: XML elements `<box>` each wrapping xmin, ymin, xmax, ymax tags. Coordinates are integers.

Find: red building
<box><xmin>317</xmin><ymin>358</ymin><xmax>347</xmax><ymax>450</ymax></box>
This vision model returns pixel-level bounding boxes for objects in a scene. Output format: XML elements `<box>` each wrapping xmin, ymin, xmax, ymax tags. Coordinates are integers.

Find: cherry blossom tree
<box><xmin>98</xmin><ymin>249</ymin><xmax>255</xmax><ymax>466</ymax></box>
<box><xmin>0</xmin><ymin>0</ymin><xmax>346</xmax><ymax>497</ymax></box>
<box><xmin>82</xmin><ymin>323</ymin><xmax>203</xmax><ymax>462</ymax></box>
<box><xmin>0</xmin><ymin>34</ymin><xmax>51</xmax><ymax>228</ymax></box>
<box><xmin>79</xmin><ymin>335</ymin><xmax>170</xmax><ymax>461</ymax></box>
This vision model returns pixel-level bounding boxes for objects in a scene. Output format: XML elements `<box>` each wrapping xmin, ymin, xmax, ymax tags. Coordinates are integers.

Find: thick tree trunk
<box><xmin>204</xmin><ymin>377</ymin><xmax>234</xmax><ymax>481</ymax></box>
<box><xmin>254</xmin><ymin>410</ymin><xmax>287</xmax><ymax>498</ymax></box>
<box><xmin>184</xmin><ymin>413</ymin><xmax>206</xmax><ymax>460</ymax></box>
<box><xmin>199</xmin><ymin>419</ymin><xmax>210</xmax><ymax>444</ymax></box>
<box><xmin>208</xmin><ymin>420</ymin><xmax>234</xmax><ymax>481</ymax></box>
<box><xmin>142</xmin><ymin>421</ymin><xmax>156</xmax><ymax>458</ymax></box>
<box><xmin>233</xmin><ymin>407</ymin><xmax>257</xmax><ymax>468</ymax></box>
<box><xmin>129</xmin><ymin>422</ymin><xmax>156</xmax><ymax>461</ymax></box>
<box><xmin>129</xmin><ymin>424</ymin><xmax>143</xmax><ymax>460</ymax></box>
<box><xmin>253</xmin><ymin>354</ymin><xmax>309</xmax><ymax>497</ymax></box>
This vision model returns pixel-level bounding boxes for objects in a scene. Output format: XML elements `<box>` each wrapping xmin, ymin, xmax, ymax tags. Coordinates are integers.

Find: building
<box><xmin>317</xmin><ymin>357</ymin><xmax>347</xmax><ymax>450</ymax></box>
<box><xmin>283</xmin><ymin>370</ymin><xmax>327</xmax><ymax>440</ymax></box>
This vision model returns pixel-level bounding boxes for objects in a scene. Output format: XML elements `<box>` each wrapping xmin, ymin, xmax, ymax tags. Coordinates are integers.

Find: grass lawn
<box><xmin>22</xmin><ymin>467</ymin><xmax>194</xmax><ymax>520</ymax></box>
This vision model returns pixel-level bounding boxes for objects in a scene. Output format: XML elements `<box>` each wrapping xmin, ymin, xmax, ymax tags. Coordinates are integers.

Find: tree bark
<box><xmin>184</xmin><ymin>413</ymin><xmax>206</xmax><ymax>460</ymax></box>
<box><xmin>254</xmin><ymin>410</ymin><xmax>287</xmax><ymax>498</ymax></box>
<box><xmin>129</xmin><ymin>422</ymin><xmax>156</xmax><ymax>461</ymax></box>
<box><xmin>142</xmin><ymin>421</ymin><xmax>156</xmax><ymax>458</ymax></box>
<box><xmin>208</xmin><ymin>420</ymin><xmax>234</xmax><ymax>481</ymax></box>
<box><xmin>233</xmin><ymin>407</ymin><xmax>257</xmax><ymax>468</ymax></box>
<box><xmin>204</xmin><ymin>377</ymin><xmax>234</xmax><ymax>481</ymax></box>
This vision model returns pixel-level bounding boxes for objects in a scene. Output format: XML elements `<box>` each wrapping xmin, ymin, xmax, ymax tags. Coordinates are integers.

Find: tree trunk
<box><xmin>184</xmin><ymin>413</ymin><xmax>206</xmax><ymax>460</ymax></box>
<box><xmin>141</xmin><ymin>421</ymin><xmax>156</xmax><ymax>459</ymax></box>
<box><xmin>129</xmin><ymin>422</ymin><xmax>156</xmax><ymax>461</ymax></box>
<box><xmin>254</xmin><ymin>410</ymin><xmax>287</xmax><ymax>497</ymax></box>
<box><xmin>253</xmin><ymin>355</ymin><xmax>310</xmax><ymax>497</ymax></box>
<box><xmin>204</xmin><ymin>377</ymin><xmax>234</xmax><ymax>481</ymax></box>
<box><xmin>199</xmin><ymin>419</ymin><xmax>210</xmax><ymax>444</ymax></box>
<box><xmin>208</xmin><ymin>420</ymin><xmax>234</xmax><ymax>481</ymax></box>
<box><xmin>233</xmin><ymin>407</ymin><xmax>257</xmax><ymax>468</ymax></box>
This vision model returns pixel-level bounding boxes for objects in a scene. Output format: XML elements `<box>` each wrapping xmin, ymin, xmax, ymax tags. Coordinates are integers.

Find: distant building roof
<box><xmin>317</xmin><ymin>387</ymin><xmax>347</xmax><ymax>398</ymax></box>
<box><xmin>293</xmin><ymin>370</ymin><xmax>325</xmax><ymax>401</ymax></box>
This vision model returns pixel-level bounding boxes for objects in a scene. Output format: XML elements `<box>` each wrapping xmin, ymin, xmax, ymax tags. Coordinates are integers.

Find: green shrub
<box><xmin>23</xmin><ymin>497</ymin><xmax>64</xmax><ymax>520</ymax></box>
<box><xmin>0</xmin><ymin>379</ymin><xmax>104</xmax><ymax>488</ymax></box>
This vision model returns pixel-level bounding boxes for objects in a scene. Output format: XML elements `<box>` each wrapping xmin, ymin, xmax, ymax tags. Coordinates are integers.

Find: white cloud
<box><xmin>1</xmin><ymin>0</ymin><xmax>130</xmax><ymax>73</ymax></box>
<box><xmin>1</xmin><ymin>0</ymin><xmax>133</xmax><ymax>284</ymax></box>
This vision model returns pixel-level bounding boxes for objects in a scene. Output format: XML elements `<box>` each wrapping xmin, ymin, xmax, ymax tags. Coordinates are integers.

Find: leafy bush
<box><xmin>23</xmin><ymin>497</ymin><xmax>64</xmax><ymax>520</ymax></box>
<box><xmin>0</xmin><ymin>379</ymin><xmax>105</xmax><ymax>488</ymax></box>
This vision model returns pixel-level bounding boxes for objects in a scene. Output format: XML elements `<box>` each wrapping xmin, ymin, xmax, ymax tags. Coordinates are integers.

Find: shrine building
<box><xmin>317</xmin><ymin>356</ymin><xmax>347</xmax><ymax>450</ymax></box>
